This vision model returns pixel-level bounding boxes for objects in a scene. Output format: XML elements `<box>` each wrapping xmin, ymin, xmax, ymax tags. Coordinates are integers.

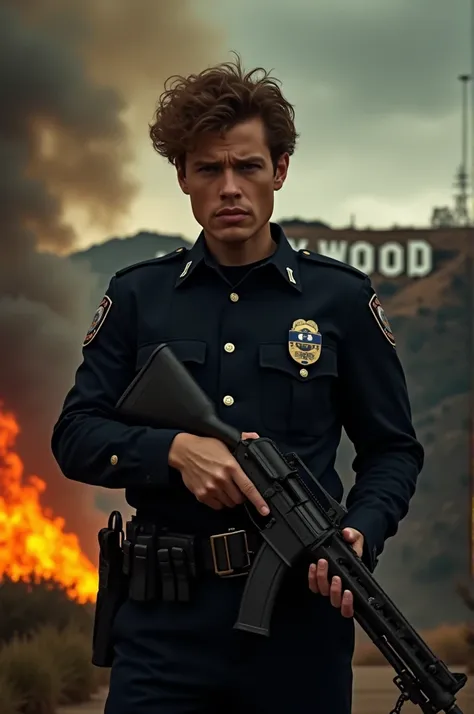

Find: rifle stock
<box><xmin>115</xmin><ymin>343</ymin><xmax>467</xmax><ymax>714</ymax></box>
<box><xmin>116</xmin><ymin>342</ymin><xmax>240</xmax><ymax>448</ymax></box>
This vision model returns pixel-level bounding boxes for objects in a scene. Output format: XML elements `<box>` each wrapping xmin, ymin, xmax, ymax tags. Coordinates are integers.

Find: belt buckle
<box><xmin>209</xmin><ymin>528</ymin><xmax>251</xmax><ymax>578</ymax></box>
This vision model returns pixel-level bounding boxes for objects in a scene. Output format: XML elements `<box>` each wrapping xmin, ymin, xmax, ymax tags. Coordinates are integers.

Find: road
<box><xmin>59</xmin><ymin>666</ymin><xmax>473</xmax><ymax>714</ymax></box>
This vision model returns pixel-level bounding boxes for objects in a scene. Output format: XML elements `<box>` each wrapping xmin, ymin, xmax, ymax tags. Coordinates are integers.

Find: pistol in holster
<box><xmin>91</xmin><ymin>510</ymin><xmax>127</xmax><ymax>668</ymax></box>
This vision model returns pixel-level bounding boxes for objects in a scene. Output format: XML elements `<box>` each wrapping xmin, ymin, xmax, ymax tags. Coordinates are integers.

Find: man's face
<box><xmin>177</xmin><ymin>117</ymin><xmax>289</xmax><ymax>244</ymax></box>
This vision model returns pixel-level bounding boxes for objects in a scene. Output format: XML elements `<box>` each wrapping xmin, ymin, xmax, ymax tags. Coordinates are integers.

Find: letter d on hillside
<box><xmin>407</xmin><ymin>240</ymin><xmax>432</xmax><ymax>277</ymax></box>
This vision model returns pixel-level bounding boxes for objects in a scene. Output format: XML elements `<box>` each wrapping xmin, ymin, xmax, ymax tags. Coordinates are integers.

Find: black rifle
<box><xmin>115</xmin><ymin>343</ymin><xmax>467</xmax><ymax>714</ymax></box>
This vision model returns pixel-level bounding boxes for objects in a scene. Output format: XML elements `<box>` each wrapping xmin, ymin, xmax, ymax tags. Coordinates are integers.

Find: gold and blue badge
<box><xmin>288</xmin><ymin>319</ymin><xmax>322</xmax><ymax>366</ymax></box>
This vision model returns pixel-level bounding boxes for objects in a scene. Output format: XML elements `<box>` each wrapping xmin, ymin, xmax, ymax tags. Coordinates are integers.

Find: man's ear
<box><xmin>273</xmin><ymin>152</ymin><xmax>289</xmax><ymax>192</ymax></box>
<box><xmin>176</xmin><ymin>161</ymin><xmax>189</xmax><ymax>195</ymax></box>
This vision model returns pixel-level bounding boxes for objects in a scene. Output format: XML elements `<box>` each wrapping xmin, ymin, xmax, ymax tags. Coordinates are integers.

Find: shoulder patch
<box><xmin>298</xmin><ymin>249</ymin><xmax>367</xmax><ymax>279</ymax></box>
<box><xmin>83</xmin><ymin>295</ymin><xmax>112</xmax><ymax>347</ymax></box>
<box><xmin>115</xmin><ymin>247</ymin><xmax>188</xmax><ymax>278</ymax></box>
<box><xmin>368</xmin><ymin>293</ymin><xmax>395</xmax><ymax>346</ymax></box>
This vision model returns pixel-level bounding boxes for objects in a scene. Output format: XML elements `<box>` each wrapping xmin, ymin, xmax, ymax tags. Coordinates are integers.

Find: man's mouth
<box><xmin>216</xmin><ymin>207</ymin><xmax>248</xmax><ymax>216</ymax></box>
<box><xmin>215</xmin><ymin>208</ymin><xmax>249</xmax><ymax>223</ymax></box>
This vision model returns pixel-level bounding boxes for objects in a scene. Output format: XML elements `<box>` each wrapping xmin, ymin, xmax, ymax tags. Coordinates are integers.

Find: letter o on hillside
<box><xmin>379</xmin><ymin>242</ymin><xmax>404</xmax><ymax>277</ymax></box>
<box><xmin>349</xmin><ymin>241</ymin><xmax>375</xmax><ymax>274</ymax></box>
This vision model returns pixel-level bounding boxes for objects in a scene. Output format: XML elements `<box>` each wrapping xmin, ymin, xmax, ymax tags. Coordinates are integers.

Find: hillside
<box><xmin>70</xmin><ymin>231</ymin><xmax>189</xmax><ymax>299</ymax></box>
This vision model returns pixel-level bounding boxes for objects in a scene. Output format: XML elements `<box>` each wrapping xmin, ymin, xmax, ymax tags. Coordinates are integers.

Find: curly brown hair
<box><xmin>149</xmin><ymin>55</ymin><xmax>298</xmax><ymax>171</ymax></box>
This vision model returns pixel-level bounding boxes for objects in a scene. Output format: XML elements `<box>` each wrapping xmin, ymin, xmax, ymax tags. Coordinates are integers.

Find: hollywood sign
<box><xmin>155</xmin><ymin>237</ymin><xmax>434</xmax><ymax>278</ymax></box>
<box><xmin>287</xmin><ymin>238</ymin><xmax>433</xmax><ymax>278</ymax></box>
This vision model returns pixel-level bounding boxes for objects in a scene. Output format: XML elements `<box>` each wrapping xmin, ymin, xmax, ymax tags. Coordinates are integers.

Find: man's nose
<box><xmin>219</xmin><ymin>169</ymin><xmax>241</xmax><ymax>198</ymax></box>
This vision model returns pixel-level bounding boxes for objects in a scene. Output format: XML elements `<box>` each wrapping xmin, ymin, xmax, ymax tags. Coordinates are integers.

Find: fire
<box><xmin>0</xmin><ymin>405</ymin><xmax>98</xmax><ymax>603</ymax></box>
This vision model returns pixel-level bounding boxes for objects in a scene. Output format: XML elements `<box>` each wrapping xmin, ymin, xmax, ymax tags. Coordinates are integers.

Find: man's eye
<box><xmin>241</xmin><ymin>164</ymin><xmax>259</xmax><ymax>171</ymax></box>
<box><xmin>199</xmin><ymin>166</ymin><xmax>218</xmax><ymax>173</ymax></box>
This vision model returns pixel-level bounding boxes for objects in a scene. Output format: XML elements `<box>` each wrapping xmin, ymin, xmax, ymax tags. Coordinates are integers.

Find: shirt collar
<box><xmin>174</xmin><ymin>222</ymin><xmax>302</xmax><ymax>292</ymax></box>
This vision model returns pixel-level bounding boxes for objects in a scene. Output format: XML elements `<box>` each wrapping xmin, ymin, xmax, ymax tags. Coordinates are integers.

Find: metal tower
<box><xmin>453</xmin><ymin>73</ymin><xmax>471</xmax><ymax>226</ymax></box>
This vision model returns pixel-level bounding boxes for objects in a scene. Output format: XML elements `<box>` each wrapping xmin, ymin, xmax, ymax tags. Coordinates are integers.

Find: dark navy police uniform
<box><xmin>51</xmin><ymin>223</ymin><xmax>424</xmax><ymax>713</ymax></box>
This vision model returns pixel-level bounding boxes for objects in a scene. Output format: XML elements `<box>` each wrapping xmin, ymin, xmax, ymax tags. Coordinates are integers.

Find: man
<box><xmin>51</xmin><ymin>57</ymin><xmax>424</xmax><ymax>713</ymax></box>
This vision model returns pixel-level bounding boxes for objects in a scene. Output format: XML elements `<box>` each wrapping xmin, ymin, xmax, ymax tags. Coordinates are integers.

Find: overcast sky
<box><xmin>79</xmin><ymin>0</ymin><xmax>472</xmax><ymax>248</ymax></box>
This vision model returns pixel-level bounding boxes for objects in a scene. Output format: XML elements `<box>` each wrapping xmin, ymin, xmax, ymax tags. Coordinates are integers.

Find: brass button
<box><xmin>229</xmin><ymin>292</ymin><xmax>239</xmax><ymax>302</ymax></box>
<box><xmin>302</xmin><ymin>250</ymin><xmax>310</xmax><ymax>255</ymax></box>
<box><xmin>300</xmin><ymin>368</ymin><xmax>308</xmax><ymax>378</ymax></box>
<box><xmin>224</xmin><ymin>342</ymin><xmax>235</xmax><ymax>353</ymax></box>
<box><xmin>110</xmin><ymin>454</ymin><xmax>118</xmax><ymax>466</ymax></box>
<box><xmin>223</xmin><ymin>395</ymin><xmax>234</xmax><ymax>406</ymax></box>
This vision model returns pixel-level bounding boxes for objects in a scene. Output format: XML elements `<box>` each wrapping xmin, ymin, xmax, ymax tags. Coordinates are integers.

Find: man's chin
<box><xmin>209</xmin><ymin>224</ymin><xmax>253</xmax><ymax>243</ymax></box>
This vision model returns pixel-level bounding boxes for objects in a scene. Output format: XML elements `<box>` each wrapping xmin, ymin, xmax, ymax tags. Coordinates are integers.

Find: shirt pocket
<box><xmin>135</xmin><ymin>339</ymin><xmax>207</xmax><ymax>373</ymax></box>
<box><xmin>258</xmin><ymin>342</ymin><xmax>338</xmax><ymax>437</ymax></box>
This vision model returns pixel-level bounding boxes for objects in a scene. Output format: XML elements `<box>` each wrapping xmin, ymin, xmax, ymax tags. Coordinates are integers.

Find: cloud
<box><xmin>217</xmin><ymin>0</ymin><xmax>469</xmax><ymax>116</ymax></box>
<box><xmin>206</xmin><ymin>0</ymin><xmax>471</xmax><ymax>227</ymax></box>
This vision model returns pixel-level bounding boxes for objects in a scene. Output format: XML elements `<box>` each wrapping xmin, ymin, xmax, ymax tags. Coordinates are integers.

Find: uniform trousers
<box><xmin>104</xmin><ymin>565</ymin><xmax>355</xmax><ymax>714</ymax></box>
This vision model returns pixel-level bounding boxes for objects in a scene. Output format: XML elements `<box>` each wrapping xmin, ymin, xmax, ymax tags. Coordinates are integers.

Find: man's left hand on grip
<box><xmin>308</xmin><ymin>527</ymin><xmax>365</xmax><ymax>618</ymax></box>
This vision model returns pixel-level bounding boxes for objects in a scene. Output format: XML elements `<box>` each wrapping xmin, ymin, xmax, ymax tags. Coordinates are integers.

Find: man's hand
<box><xmin>168</xmin><ymin>431</ymin><xmax>269</xmax><ymax>515</ymax></box>
<box><xmin>308</xmin><ymin>528</ymin><xmax>364</xmax><ymax>618</ymax></box>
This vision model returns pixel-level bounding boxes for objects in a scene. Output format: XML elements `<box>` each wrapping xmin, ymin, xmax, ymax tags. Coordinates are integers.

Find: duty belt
<box><xmin>121</xmin><ymin>519</ymin><xmax>261</xmax><ymax>603</ymax></box>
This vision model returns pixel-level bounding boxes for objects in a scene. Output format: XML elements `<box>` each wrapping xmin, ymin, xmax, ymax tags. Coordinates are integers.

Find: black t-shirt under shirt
<box><xmin>218</xmin><ymin>257</ymin><xmax>269</xmax><ymax>286</ymax></box>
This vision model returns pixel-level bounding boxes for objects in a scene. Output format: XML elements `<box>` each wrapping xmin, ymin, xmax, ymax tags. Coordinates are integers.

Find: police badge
<box><xmin>288</xmin><ymin>319</ymin><xmax>322</xmax><ymax>366</ymax></box>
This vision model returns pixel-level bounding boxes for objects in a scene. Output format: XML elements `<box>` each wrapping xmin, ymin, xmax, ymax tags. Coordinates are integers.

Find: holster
<box><xmin>91</xmin><ymin>510</ymin><xmax>128</xmax><ymax>668</ymax></box>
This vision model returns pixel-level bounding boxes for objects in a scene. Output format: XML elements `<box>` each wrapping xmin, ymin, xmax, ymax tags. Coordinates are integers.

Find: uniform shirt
<box><xmin>51</xmin><ymin>223</ymin><xmax>424</xmax><ymax>570</ymax></box>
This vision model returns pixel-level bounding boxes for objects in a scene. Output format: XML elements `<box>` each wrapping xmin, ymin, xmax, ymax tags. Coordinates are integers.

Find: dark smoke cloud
<box><xmin>0</xmin><ymin>0</ymin><xmax>224</xmax><ymax>559</ymax></box>
<box><xmin>0</xmin><ymin>3</ymin><xmax>136</xmax><ymax>252</ymax></box>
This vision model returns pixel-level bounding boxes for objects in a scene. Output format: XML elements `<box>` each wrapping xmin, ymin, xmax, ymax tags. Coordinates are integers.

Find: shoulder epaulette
<box><xmin>298</xmin><ymin>249</ymin><xmax>367</xmax><ymax>279</ymax></box>
<box><xmin>115</xmin><ymin>247</ymin><xmax>188</xmax><ymax>278</ymax></box>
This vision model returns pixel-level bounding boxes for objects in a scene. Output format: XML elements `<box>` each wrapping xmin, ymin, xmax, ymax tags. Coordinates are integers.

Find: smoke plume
<box><xmin>0</xmin><ymin>0</ymin><xmax>225</xmax><ymax>559</ymax></box>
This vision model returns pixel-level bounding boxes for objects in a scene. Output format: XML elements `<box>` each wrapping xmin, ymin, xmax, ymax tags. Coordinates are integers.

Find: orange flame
<box><xmin>0</xmin><ymin>405</ymin><xmax>97</xmax><ymax>603</ymax></box>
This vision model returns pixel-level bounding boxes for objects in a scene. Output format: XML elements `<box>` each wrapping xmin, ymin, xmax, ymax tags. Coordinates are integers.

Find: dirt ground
<box><xmin>59</xmin><ymin>666</ymin><xmax>473</xmax><ymax>714</ymax></box>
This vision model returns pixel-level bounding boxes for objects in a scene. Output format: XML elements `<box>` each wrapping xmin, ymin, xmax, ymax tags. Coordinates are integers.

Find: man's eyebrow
<box><xmin>192</xmin><ymin>159</ymin><xmax>221</xmax><ymax>168</ymax></box>
<box><xmin>234</xmin><ymin>155</ymin><xmax>265</xmax><ymax>164</ymax></box>
<box><xmin>192</xmin><ymin>155</ymin><xmax>265</xmax><ymax>167</ymax></box>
